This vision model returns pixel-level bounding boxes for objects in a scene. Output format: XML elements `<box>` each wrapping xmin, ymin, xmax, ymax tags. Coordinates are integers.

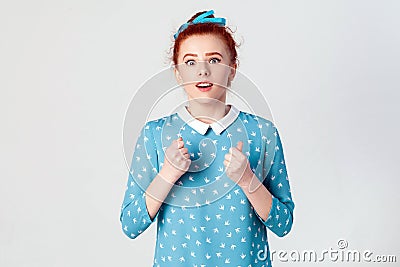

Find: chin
<box><xmin>185</xmin><ymin>88</ymin><xmax>226</xmax><ymax>104</ymax></box>
<box><xmin>190</xmin><ymin>97</ymin><xmax>220</xmax><ymax>105</ymax></box>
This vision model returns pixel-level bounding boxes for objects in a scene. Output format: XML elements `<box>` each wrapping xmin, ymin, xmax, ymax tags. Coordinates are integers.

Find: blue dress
<box><xmin>119</xmin><ymin>104</ymin><xmax>295</xmax><ymax>267</ymax></box>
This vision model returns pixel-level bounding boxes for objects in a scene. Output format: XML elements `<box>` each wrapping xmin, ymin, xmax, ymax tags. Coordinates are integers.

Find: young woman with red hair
<box><xmin>120</xmin><ymin>10</ymin><xmax>295</xmax><ymax>267</ymax></box>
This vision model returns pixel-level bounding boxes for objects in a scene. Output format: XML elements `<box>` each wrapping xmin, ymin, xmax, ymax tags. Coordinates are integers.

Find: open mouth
<box><xmin>195</xmin><ymin>81</ymin><xmax>213</xmax><ymax>91</ymax></box>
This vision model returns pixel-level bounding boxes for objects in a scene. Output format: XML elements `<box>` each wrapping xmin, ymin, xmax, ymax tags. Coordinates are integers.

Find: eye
<box><xmin>209</xmin><ymin>57</ymin><xmax>221</xmax><ymax>64</ymax></box>
<box><xmin>185</xmin><ymin>59</ymin><xmax>196</xmax><ymax>66</ymax></box>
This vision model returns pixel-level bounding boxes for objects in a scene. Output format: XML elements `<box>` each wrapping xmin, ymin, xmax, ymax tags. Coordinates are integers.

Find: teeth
<box><xmin>197</xmin><ymin>83</ymin><xmax>212</xmax><ymax>88</ymax></box>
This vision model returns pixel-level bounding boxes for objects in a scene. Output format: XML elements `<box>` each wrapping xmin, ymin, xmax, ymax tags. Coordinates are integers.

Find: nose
<box><xmin>197</xmin><ymin>61</ymin><xmax>210</xmax><ymax>77</ymax></box>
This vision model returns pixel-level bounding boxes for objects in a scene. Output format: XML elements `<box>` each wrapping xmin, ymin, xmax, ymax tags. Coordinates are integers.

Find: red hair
<box><xmin>169</xmin><ymin>11</ymin><xmax>241</xmax><ymax>67</ymax></box>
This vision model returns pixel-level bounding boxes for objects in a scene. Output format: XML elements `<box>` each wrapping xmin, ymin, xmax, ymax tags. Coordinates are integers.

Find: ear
<box><xmin>174</xmin><ymin>66</ymin><xmax>183</xmax><ymax>84</ymax></box>
<box><xmin>228</xmin><ymin>63</ymin><xmax>237</xmax><ymax>84</ymax></box>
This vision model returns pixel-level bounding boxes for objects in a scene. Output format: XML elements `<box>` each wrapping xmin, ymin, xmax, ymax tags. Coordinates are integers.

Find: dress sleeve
<box><xmin>119</xmin><ymin>121</ymin><xmax>160</xmax><ymax>239</ymax></box>
<box><xmin>254</xmin><ymin>122</ymin><xmax>295</xmax><ymax>237</ymax></box>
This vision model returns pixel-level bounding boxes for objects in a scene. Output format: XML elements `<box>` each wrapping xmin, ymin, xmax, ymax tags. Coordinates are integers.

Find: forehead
<box><xmin>179</xmin><ymin>34</ymin><xmax>229</xmax><ymax>56</ymax></box>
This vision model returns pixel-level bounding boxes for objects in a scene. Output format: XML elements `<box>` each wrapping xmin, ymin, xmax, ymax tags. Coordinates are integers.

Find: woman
<box><xmin>120</xmin><ymin>10</ymin><xmax>295</xmax><ymax>266</ymax></box>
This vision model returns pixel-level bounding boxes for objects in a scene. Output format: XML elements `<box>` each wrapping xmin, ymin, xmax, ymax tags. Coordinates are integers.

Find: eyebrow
<box><xmin>182</xmin><ymin>52</ymin><xmax>223</xmax><ymax>61</ymax></box>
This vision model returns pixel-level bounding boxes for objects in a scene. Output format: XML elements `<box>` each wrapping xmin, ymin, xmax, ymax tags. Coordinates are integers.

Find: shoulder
<box><xmin>141</xmin><ymin>113</ymin><xmax>179</xmax><ymax>139</ymax></box>
<box><xmin>143</xmin><ymin>113</ymin><xmax>176</xmax><ymax>129</ymax></box>
<box><xmin>237</xmin><ymin>109</ymin><xmax>277</xmax><ymax>132</ymax></box>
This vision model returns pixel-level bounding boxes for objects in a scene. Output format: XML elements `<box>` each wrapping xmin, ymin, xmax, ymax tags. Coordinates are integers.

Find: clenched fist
<box><xmin>223</xmin><ymin>141</ymin><xmax>253</xmax><ymax>187</ymax></box>
<box><xmin>161</xmin><ymin>137</ymin><xmax>191</xmax><ymax>183</ymax></box>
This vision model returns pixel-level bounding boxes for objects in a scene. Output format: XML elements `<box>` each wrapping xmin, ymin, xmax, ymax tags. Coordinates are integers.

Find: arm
<box><xmin>119</xmin><ymin>124</ymin><xmax>190</xmax><ymax>239</ymax></box>
<box><xmin>234</xmin><ymin>124</ymin><xmax>294</xmax><ymax>237</ymax></box>
<box><xmin>145</xmin><ymin>168</ymin><xmax>178</xmax><ymax>220</ymax></box>
<box><xmin>242</xmin><ymin>124</ymin><xmax>295</xmax><ymax>237</ymax></box>
<box><xmin>240</xmin><ymin>175</ymin><xmax>273</xmax><ymax>222</ymax></box>
<box><xmin>225</xmin><ymin>142</ymin><xmax>274</xmax><ymax>226</ymax></box>
<box><xmin>119</xmin><ymin>122</ymin><xmax>163</xmax><ymax>239</ymax></box>
<box><xmin>146</xmin><ymin>136</ymin><xmax>191</xmax><ymax>220</ymax></box>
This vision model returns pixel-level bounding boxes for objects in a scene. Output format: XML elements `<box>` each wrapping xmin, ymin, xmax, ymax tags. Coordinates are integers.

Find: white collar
<box><xmin>176</xmin><ymin>104</ymin><xmax>240</xmax><ymax>135</ymax></box>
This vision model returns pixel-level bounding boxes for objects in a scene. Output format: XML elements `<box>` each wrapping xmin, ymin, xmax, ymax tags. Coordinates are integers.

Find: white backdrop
<box><xmin>1</xmin><ymin>1</ymin><xmax>399</xmax><ymax>266</ymax></box>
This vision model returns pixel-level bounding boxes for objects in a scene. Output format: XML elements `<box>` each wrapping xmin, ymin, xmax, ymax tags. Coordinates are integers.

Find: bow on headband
<box><xmin>174</xmin><ymin>10</ymin><xmax>226</xmax><ymax>40</ymax></box>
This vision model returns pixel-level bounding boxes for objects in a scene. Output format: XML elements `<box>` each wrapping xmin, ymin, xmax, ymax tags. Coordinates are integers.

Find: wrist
<box><xmin>238</xmin><ymin>165</ymin><xmax>254</xmax><ymax>187</ymax></box>
<box><xmin>239</xmin><ymin>173</ymin><xmax>262</xmax><ymax>193</ymax></box>
<box><xmin>160</xmin><ymin>165</ymin><xmax>180</xmax><ymax>184</ymax></box>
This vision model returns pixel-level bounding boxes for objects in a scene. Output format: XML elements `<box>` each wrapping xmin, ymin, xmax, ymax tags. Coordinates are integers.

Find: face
<box><xmin>174</xmin><ymin>34</ymin><xmax>236</xmax><ymax>104</ymax></box>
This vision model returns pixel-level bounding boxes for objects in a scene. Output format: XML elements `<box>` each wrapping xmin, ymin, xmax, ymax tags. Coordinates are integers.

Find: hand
<box><xmin>223</xmin><ymin>141</ymin><xmax>253</xmax><ymax>187</ymax></box>
<box><xmin>161</xmin><ymin>137</ymin><xmax>191</xmax><ymax>183</ymax></box>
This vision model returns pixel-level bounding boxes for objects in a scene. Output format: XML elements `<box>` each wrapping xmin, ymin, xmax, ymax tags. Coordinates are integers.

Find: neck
<box><xmin>186</xmin><ymin>100</ymin><xmax>230</xmax><ymax>124</ymax></box>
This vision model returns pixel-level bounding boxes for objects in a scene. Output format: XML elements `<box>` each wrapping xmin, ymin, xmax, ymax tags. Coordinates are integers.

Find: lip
<box><xmin>195</xmin><ymin>81</ymin><xmax>213</xmax><ymax>92</ymax></box>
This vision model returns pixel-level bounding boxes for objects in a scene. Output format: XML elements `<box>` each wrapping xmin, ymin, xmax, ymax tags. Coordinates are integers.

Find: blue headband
<box><xmin>174</xmin><ymin>10</ymin><xmax>226</xmax><ymax>40</ymax></box>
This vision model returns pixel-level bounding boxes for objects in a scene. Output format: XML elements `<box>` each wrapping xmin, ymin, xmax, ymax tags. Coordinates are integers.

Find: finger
<box><xmin>177</xmin><ymin>138</ymin><xmax>184</xmax><ymax>148</ymax></box>
<box><xmin>172</xmin><ymin>139</ymin><xmax>179</xmax><ymax>149</ymax></box>
<box><xmin>180</xmin><ymin>147</ymin><xmax>188</xmax><ymax>154</ymax></box>
<box><xmin>236</xmin><ymin>141</ymin><xmax>243</xmax><ymax>152</ymax></box>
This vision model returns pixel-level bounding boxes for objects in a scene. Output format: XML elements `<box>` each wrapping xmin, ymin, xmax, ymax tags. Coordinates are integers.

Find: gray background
<box><xmin>1</xmin><ymin>0</ymin><xmax>399</xmax><ymax>266</ymax></box>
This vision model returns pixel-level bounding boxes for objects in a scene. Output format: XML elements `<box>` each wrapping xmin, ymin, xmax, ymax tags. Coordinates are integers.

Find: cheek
<box><xmin>211</xmin><ymin>64</ymin><xmax>231</xmax><ymax>76</ymax></box>
<box><xmin>182</xmin><ymin>85</ymin><xmax>200</xmax><ymax>97</ymax></box>
<box><xmin>179</xmin><ymin>71</ymin><xmax>196</xmax><ymax>83</ymax></box>
<box><xmin>176</xmin><ymin>65</ymin><xmax>198</xmax><ymax>83</ymax></box>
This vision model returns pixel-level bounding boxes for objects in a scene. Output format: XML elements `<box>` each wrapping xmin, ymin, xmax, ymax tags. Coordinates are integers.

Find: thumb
<box><xmin>236</xmin><ymin>141</ymin><xmax>243</xmax><ymax>152</ymax></box>
<box><xmin>177</xmin><ymin>137</ymin><xmax>184</xmax><ymax>148</ymax></box>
